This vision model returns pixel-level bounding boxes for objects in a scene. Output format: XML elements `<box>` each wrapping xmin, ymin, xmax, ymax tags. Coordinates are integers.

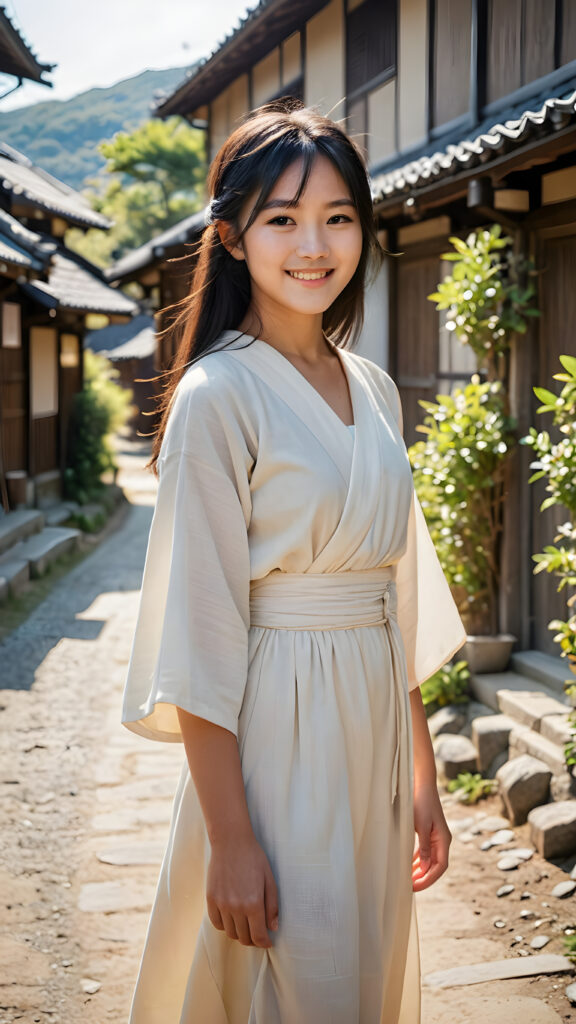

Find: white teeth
<box><xmin>288</xmin><ymin>270</ymin><xmax>331</xmax><ymax>280</ymax></box>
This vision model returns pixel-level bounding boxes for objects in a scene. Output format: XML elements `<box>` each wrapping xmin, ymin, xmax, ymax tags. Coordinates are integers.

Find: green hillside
<box><xmin>0</xmin><ymin>66</ymin><xmax>193</xmax><ymax>191</ymax></box>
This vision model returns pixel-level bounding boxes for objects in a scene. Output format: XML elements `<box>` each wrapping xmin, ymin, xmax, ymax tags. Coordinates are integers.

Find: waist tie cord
<box><xmin>249</xmin><ymin>568</ymin><xmax>404</xmax><ymax>804</ymax></box>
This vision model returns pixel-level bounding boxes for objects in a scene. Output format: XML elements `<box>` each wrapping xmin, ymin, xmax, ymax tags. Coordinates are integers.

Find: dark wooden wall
<box><xmin>394</xmin><ymin>252</ymin><xmax>441</xmax><ymax>447</ymax></box>
<box><xmin>0</xmin><ymin>344</ymin><xmax>27</xmax><ymax>472</ymax></box>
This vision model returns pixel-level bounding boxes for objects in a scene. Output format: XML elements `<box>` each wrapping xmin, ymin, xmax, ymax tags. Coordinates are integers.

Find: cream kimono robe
<box><xmin>122</xmin><ymin>330</ymin><xmax>467</xmax><ymax>1024</ymax></box>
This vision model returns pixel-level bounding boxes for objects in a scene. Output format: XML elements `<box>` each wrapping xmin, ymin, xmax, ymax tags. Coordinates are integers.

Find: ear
<box><xmin>216</xmin><ymin>221</ymin><xmax>245</xmax><ymax>262</ymax></box>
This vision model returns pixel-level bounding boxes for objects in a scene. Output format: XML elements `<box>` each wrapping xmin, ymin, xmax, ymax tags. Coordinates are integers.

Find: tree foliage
<box><xmin>64</xmin><ymin>350</ymin><xmax>133</xmax><ymax>503</ymax></box>
<box><xmin>66</xmin><ymin>117</ymin><xmax>206</xmax><ymax>268</ymax></box>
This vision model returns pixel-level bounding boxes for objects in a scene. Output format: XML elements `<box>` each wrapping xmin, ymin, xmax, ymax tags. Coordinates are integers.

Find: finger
<box><xmin>233</xmin><ymin>913</ymin><xmax>254</xmax><ymax>947</ymax></box>
<box><xmin>220</xmin><ymin>910</ymin><xmax>239</xmax><ymax>941</ymax></box>
<box><xmin>412</xmin><ymin>860</ymin><xmax>446</xmax><ymax>892</ymax></box>
<box><xmin>248</xmin><ymin>905</ymin><xmax>273</xmax><ymax>948</ymax></box>
<box><xmin>264</xmin><ymin>868</ymin><xmax>279</xmax><ymax>932</ymax></box>
<box><xmin>207</xmin><ymin>899</ymin><xmax>224</xmax><ymax>931</ymax></box>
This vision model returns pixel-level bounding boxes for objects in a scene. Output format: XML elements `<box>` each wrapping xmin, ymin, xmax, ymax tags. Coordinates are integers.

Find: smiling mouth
<box><xmin>286</xmin><ymin>269</ymin><xmax>334</xmax><ymax>281</ymax></box>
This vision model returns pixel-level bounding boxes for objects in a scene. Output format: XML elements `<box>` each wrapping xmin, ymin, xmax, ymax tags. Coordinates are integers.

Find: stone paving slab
<box><xmin>78</xmin><ymin>880</ymin><xmax>157</xmax><ymax>913</ymax></box>
<box><xmin>96</xmin><ymin>841</ymin><xmax>166</xmax><ymax>866</ymax></box>
<box><xmin>424</xmin><ymin>953</ymin><xmax>573</xmax><ymax>988</ymax></box>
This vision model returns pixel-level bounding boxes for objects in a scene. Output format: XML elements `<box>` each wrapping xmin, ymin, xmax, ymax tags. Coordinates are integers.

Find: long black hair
<box><xmin>149</xmin><ymin>96</ymin><xmax>384</xmax><ymax>471</ymax></box>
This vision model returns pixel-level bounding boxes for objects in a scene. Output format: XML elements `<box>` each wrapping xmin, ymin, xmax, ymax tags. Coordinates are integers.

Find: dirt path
<box><xmin>0</xmin><ymin>443</ymin><xmax>575</xmax><ymax>1022</ymax></box>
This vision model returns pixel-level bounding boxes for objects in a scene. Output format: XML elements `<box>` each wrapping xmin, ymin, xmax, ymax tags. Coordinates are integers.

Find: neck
<box><xmin>239</xmin><ymin>301</ymin><xmax>330</xmax><ymax>363</ymax></box>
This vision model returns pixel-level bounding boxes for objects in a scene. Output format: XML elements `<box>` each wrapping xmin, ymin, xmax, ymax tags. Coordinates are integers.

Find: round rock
<box><xmin>491</xmin><ymin>829</ymin><xmax>515</xmax><ymax>845</ymax></box>
<box><xmin>506</xmin><ymin>847</ymin><xmax>534</xmax><ymax>861</ymax></box>
<box><xmin>497</xmin><ymin>884</ymin><xmax>515</xmax><ymax>897</ymax></box>
<box><xmin>497</xmin><ymin>855</ymin><xmax>522</xmax><ymax>871</ymax></box>
<box><xmin>471</xmin><ymin>815</ymin><xmax>511</xmax><ymax>833</ymax></box>
<box><xmin>565</xmin><ymin>981</ymin><xmax>576</xmax><ymax>1005</ymax></box>
<box><xmin>551</xmin><ymin>879</ymin><xmax>576</xmax><ymax>899</ymax></box>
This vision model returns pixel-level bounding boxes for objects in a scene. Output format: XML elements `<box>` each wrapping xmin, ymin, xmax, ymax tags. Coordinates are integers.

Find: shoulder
<box><xmin>343</xmin><ymin>349</ymin><xmax>401</xmax><ymax>421</ymax></box>
<box><xmin>161</xmin><ymin>344</ymin><xmax>258</xmax><ymax>460</ymax></box>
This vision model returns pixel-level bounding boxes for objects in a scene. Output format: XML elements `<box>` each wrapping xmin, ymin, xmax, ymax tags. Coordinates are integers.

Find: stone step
<box><xmin>511</xmin><ymin>649</ymin><xmax>572</xmax><ymax>698</ymax></box>
<box><xmin>469</xmin><ymin>670</ymin><xmax>572</xmax><ymax>746</ymax></box>
<box><xmin>0</xmin><ymin>558</ymin><xmax>30</xmax><ymax>603</ymax></box>
<box><xmin>12</xmin><ymin>526</ymin><xmax>81</xmax><ymax>578</ymax></box>
<box><xmin>44</xmin><ymin>502</ymin><xmax>79</xmax><ymax>527</ymax></box>
<box><xmin>0</xmin><ymin>509</ymin><xmax>44</xmax><ymax>558</ymax></box>
<box><xmin>508</xmin><ymin>722</ymin><xmax>567</xmax><ymax>776</ymax></box>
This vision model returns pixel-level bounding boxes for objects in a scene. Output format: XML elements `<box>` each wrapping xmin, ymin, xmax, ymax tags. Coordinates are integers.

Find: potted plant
<box><xmin>411</xmin><ymin>225</ymin><xmax>539</xmax><ymax>671</ymax></box>
<box><xmin>520</xmin><ymin>355</ymin><xmax>576</xmax><ymax>754</ymax></box>
<box><xmin>408</xmin><ymin>377</ymin><xmax>517</xmax><ymax>671</ymax></box>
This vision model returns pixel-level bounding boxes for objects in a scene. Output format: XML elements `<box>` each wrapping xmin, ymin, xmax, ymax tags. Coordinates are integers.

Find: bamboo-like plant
<box><xmin>520</xmin><ymin>355</ymin><xmax>576</xmax><ymax>764</ymax></box>
<box><xmin>415</xmin><ymin>225</ymin><xmax>540</xmax><ymax>635</ymax></box>
<box><xmin>409</xmin><ymin>379</ymin><xmax>516</xmax><ymax>635</ymax></box>
<box><xmin>427</xmin><ymin>223</ymin><xmax>539</xmax><ymax>392</ymax></box>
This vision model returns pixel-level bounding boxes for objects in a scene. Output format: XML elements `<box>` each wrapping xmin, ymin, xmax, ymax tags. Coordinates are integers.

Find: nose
<box><xmin>294</xmin><ymin>224</ymin><xmax>329</xmax><ymax>260</ymax></box>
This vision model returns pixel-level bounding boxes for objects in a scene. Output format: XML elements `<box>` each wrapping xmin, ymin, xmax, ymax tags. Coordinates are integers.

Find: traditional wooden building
<box><xmin>0</xmin><ymin>10</ymin><xmax>137</xmax><ymax>511</ymax></box>
<box><xmin>106</xmin><ymin>209</ymin><xmax>205</xmax><ymax>369</ymax></box>
<box><xmin>0</xmin><ymin>145</ymin><xmax>136</xmax><ymax>510</ymax></box>
<box><xmin>152</xmin><ymin>0</ymin><xmax>576</xmax><ymax>661</ymax></box>
<box><xmin>0</xmin><ymin>7</ymin><xmax>53</xmax><ymax>98</ymax></box>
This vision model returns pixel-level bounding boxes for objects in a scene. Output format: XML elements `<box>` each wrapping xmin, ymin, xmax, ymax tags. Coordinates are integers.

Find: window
<box><xmin>432</xmin><ymin>0</ymin><xmax>472</xmax><ymax>128</ymax></box>
<box><xmin>2</xmin><ymin>302</ymin><xmax>21</xmax><ymax>348</ymax></box>
<box><xmin>345</xmin><ymin>0</ymin><xmax>397</xmax><ymax>141</ymax></box>
<box><xmin>30</xmin><ymin>327</ymin><xmax>58</xmax><ymax>417</ymax></box>
<box><xmin>486</xmin><ymin>0</ymin><xmax>575</xmax><ymax>106</ymax></box>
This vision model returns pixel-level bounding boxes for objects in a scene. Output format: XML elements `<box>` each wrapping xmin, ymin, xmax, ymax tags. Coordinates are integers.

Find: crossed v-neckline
<box><xmin>244</xmin><ymin>336</ymin><xmax>356</xmax><ymax>432</ymax></box>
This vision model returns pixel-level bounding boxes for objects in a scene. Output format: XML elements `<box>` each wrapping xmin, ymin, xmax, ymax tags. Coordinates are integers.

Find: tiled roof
<box><xmin>156</xmin><ymin>0</ymin><xmax>326</xmax><ymax>117</ymax></box>
<box><xmin>0</xmin><ymin>208</ymin><xmax>49</xmax><ymax>271</ymax></box>
<box><xmin>85</xmin><ymin>314</ymin><xmax>156</xmax><ymax>361</ymax></box>
<box><xmin>22</xmin><ymin>248</ymin><xmax>137</xmax><ymax>316</ymax></box>
<box><xmin>0</xmin><ymin>143</ymin><xmax>110</xmax><ymax>230</ymax></box>
<box><xmin>106</xmin><ymin>209</ymin><xmax>206</xmax><ymax>282</ymax></box>
<box><xmin>371</xmin><ymin>84</ymin><xmax>576</xmax><ymax>205</ymax></box>
<box><xmin>0</xmin><ymin>7</ymin><xmax>53</xmax><ymax>84</ymax></box>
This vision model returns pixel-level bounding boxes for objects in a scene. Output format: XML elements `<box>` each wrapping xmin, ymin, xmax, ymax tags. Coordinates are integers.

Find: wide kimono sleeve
<box><xmin>121</xmin><ymin>363</ymin><xmax>253</xmax><ymax>742</ymax></box>
<box><xmin>387</xmin><ymin>375</ymin><xmax>467</xmax><ymax>692</ymax></box>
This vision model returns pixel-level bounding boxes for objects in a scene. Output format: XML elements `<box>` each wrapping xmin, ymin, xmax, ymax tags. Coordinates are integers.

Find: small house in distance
<box><xmin>106</xmin><ymin>209</ymin><xmax>206</xmax><ymax>371</ymax></box>
<box><xmin>84</xmin><ymin>314</ymin><xmax>157</xmax><ymax>437</ymax></box>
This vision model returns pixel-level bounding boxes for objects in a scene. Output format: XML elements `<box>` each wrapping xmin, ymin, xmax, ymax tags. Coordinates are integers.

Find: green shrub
<box><xmin>420</xmin><ymin>659</ymin><xmax>471</xmax><ymax>716</ymax></box>
<box><xmin>64</xmin><ymin>350</ymin><xmax>132</xmax><ymax>504</ymax></box>
<box><xmin>408</xmin><ymin>379</ymin><xmax>517</xmax><ymax>634</ymax></box>
<box><xmin>520</xmin><ymin>354</ymin><xmax>576</xmax><ymax>766</ymax></box>
<box><xmin>427</xmin><ymin>223</ymin><xmax>539</xmax><ymax>384</ymax></box>
<box><xmin>446</xmin><ymin>772</ymin><xmax>497</xmax><ymax>804</ymax></box>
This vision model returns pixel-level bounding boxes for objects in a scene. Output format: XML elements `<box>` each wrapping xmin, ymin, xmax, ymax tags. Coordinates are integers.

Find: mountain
<box><xmin>0</xmin><ymin>66</ymin><xmax>193</xmax><ymax>192</ymax></box>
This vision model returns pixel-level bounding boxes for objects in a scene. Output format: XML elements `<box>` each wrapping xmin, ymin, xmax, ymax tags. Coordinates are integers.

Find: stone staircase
<box><xmin>469</xmin><ymin>656</ymin><xmax>573</xmax><ymax>788</ymax></box>
<box><xmin>432</xmin><ymin>651</ymin><xmax>576</xmax><ymax>858</ymax></box>
<box><xmin>0</xmin><ymin>505</ymin><xmax>81</xmax><ymax>604</ymax></box>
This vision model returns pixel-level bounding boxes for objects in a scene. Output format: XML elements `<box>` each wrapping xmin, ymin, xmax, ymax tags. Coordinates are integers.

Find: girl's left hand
<box><xmin>411</xmin><ymin>782</ymin><xmax>452</xmax><ymax>892</ymax></box>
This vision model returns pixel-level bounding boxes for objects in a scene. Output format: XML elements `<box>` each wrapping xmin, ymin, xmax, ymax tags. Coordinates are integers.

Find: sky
<box><xmin>2</xmin><ymin>0</ymin><xmax>256</xmax><ymax>109</ymax></box>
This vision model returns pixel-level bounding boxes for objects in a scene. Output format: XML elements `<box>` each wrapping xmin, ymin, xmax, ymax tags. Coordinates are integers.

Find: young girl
<box><xmin>121</xmin><ymin>97</ymin><xmax>466</xmax><ymax>1024</ymax></box>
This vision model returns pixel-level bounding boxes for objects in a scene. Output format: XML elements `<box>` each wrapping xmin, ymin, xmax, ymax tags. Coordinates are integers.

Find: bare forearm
<box><xmin>176</xmin><ymin>708</ymin><xmax>254</xmax><ymax>846</ymax></box>
<box><xmin>409</xmin><ymin>687</ymin><xmax>438</xmax><ymax>792</ymax></box>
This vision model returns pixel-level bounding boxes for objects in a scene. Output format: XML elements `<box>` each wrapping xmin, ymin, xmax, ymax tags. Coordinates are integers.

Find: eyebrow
<box><xmin>261</xmin><ymin>197</ymin><xmax>356</xmax><ymax>211</ymax></box>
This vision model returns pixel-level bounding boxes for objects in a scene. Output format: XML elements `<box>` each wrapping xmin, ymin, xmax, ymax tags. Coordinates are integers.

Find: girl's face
<box><xmin>230</xmin><ymin>154</ymin><xmax>363</xmax><ymax>326</ymax></box>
